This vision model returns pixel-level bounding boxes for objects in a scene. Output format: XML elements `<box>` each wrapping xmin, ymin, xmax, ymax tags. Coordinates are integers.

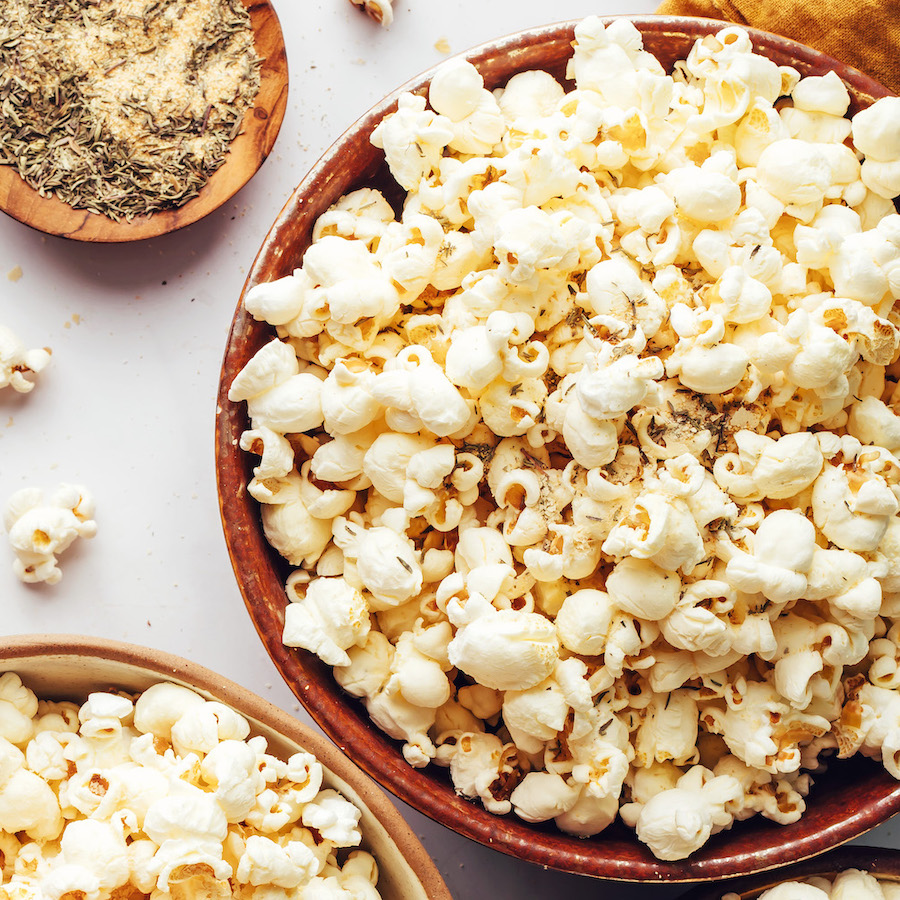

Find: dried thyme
<box><xmin>0</xmin><ymin>0</ymin><xmax>261</xmax><ymax>221</ymax></box>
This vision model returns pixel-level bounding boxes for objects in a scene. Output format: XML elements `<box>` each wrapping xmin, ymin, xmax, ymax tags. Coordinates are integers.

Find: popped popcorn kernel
<box><xmin>4</xmin><ymin>484</ymin><xmax>96</xmax><ymax>585</ymax></box>
<box><xmin>746</xmin><ymin>868</ymin><xmax>896</xmax><ymax>900</ymax></box>
<box><xmin>0</xmin><ymin>324</ymin><xmax>50</xmax><ymax>394</ymax></box>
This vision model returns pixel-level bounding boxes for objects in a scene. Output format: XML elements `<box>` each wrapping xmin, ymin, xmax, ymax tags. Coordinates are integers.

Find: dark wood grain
<box><xmin>216</xmin><ymin>16</ymin><xmax>900</xmax><ymax>883</ymax></box>
<box><xmin>0</xmin><ymin>0</ymin><xmax>288</xmax><ymax>243</ymax></box>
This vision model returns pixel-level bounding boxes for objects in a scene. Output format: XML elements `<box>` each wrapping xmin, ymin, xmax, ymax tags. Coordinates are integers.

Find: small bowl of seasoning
<box><xmin>0</xmin><ymin>0</ymin><xmax>288</xmax><ymax>242</ymax></box>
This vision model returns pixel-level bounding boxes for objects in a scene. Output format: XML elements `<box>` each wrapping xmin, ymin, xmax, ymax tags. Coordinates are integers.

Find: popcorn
<box><xmin>0</xmin><ymin>324</ymin><xmax>51</xmax><ymax>394</ymax></box>
<box><xmin>283</xmin><ymin>575</ymin><xmax>371</xmax><ymax>666</ymax></box>
<box><xmin>630</xmin><ymin>766</ymin><xmax>742</xmax><ymax>861</ymax></box>
<box><xmin>605</xmin><ymin>556</ymin><xmax>682</xmax><ymax>620</ymax></box>
<box><xmin>743</xmin><ymin>869</ymin><xmax>898</xmax><ymax>900</ymax></box>
<box><xmin>56</xmin><ymin>819</ymin><xmax>130</xmax><ymax>894</ymax></box>
<box><xmin>0</xmin><ymin>739</ymin><xmax>63</xmax><ymax>841</ymax></box>
<box><xmin>583</xmin><ymin>257</ymin><xmax>667</xmax><ymax>339</ymax></box>
<box><xmin>852</xmin><ymin>97</ymin><xmax>900</xmax><ymax>198</ymax></box>
<box><xmin>812</xmin><ymin>446</ymin><xmax>900</xmax><ymax>551</ymax></box>
<box><xmin>0</xmin><ymin>676</ymin><xmax>386</xmax><ymax>899</ymax></box>
<box><xmin>446</xmin><ymin>593</ymin><xmax>559</xmax><ymax>691</ymax></box>
<box><xmin>348</xmin><ymin>0</ymin><xmax>393</xmax><ymax>27</ymax></box>
<box><xmin>372</xmin><ymin>346</ymin><xmax>472</xmax><ymax>437</ymax></box>
<box><xmin>666</xmin><ymin>303</ymin><xmax>750</xmax><ymax>394</ymax></box>
<box><xmin>371</xmin><ymin>94</ymin><xmax>453</xmax><ymax>191</ymax></box>
<box><xmin>683</xmin><ymin>26</ymin><xmax>782</xmax><ymax>133</ymax></box>
<box><xmin>236</xmin><ymin>834</ymin><xmax>320</xmax><ymax>888</ymax></box>
<box><xmin>428</xmin><ymin>59</ymin><xmax>505</xmax><ymax>156</ymax></box>
<box><xmin>510</xmin><ymin>771</ymin><xmax>579</xmax><ymax>823</ymax></box>
<box><xmin>713</xmin><ymin>430</ymin><xmax>824</xmax><ymax>501</ymax></box>
<box><xmin>4</xmin><ymin>484</ymin><xmax>96</xmax><ymax>584</ymax></box>
<box><xmin>725</xmin><ymin>508</ymin><xmax>818</xmax><ymax>603</ymax></box>
<box><xmin>555</xmin><ymin>589</ymin><xmax>615</xmax><ymax>656</ymax></box>
<box><xmin>659</xmin><ymin>160</ymin><xmax>742</xmax><ymax>224</ymax></box>
<box><xmin>755</xmin><ymin>139</ymin><xmax>836</xmax><ymax>220</ymax></box>
<box><xmin>333</xmin><ymin>514</ymin><xmax>423</xmax><ymax>608</ymax></box>
<box><xmin>231</xmin><ymin>16</ymin><xmax>900</xmax><ymax>861</ymax></box>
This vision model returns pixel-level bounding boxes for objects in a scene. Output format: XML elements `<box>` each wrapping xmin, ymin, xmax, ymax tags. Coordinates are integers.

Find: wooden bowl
<box><xmin>216</xmin><ymin>16</ymin><xmax>900</xmax><ymax>883</ymax></box>
<box><xmin>0</xmin><ymin>634</ymin><xmax>451</xmax><ymax>900</ymax></box>
<box><xmin>677</xmin><ymin>845</ymin><xmax>900</xmax><ymax>898</ymax></box>
<box><xmin>0</xmin><ymin>0</ymin><xmax>288</xmax><ymax>243</ymax></box>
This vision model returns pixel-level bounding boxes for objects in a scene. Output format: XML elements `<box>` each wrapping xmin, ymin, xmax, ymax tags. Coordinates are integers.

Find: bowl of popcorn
<box><xmin>678</xmin><ymin>845</ymin><xmax>900</xmax><ymax>898</ymax></box>
<box><xmin>0</xmin><ymin>634</ymin><xmax>451</xmax><ymax>900</ymax></box>
<box><xmin>216</xmin><ymin>13</ymin><xmax>900</xmax><ymax>881</ymax></box>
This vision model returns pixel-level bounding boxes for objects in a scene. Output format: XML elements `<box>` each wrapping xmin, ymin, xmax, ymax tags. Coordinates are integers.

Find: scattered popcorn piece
<box><xmin>4</xmin><ymin>484</ymin><xmax>96</xmax><ymax>584</ymax></box>
<box><xmin>348</xmin><ymin>0</ymin><xmax>393</xmax><ymax>27</ymax></box>
<box><xmin>230</xmin><ymin>15</ymin><xmax>900</xmax><ymax>861</ymax></box>
<box><xmin>0</xmin><ymin>324</ymin><xmax>50</xmax><ymax>394</ymax></box>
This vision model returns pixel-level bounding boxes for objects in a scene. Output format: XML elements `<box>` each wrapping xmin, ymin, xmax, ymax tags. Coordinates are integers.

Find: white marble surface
<box><xmin>0</xmin><ymin>1</ymin><xmax>897</xmax><ymax>897</ymax></box>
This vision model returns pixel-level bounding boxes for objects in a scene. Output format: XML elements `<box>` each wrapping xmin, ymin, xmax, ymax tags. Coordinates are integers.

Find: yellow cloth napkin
<box><xmin>655</xmin><ymin>0</ymin><xmax>900</xmax><ymax>95</ymax></box>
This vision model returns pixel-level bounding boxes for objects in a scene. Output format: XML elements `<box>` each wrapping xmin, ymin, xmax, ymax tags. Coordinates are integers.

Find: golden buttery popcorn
<box><xmin>0</xmin><ymin>674</ymin><xmax>383</xmax><ymax>900</ymax></box>
<box><xmin>230</xmin><ymin>17</ymin><xmax>900</xmax><ymax>860</ymax></box>
<box><xmin>0</xmin><ymin>324</ymin><xmax>50</xmax><ymax>395</ymax></box>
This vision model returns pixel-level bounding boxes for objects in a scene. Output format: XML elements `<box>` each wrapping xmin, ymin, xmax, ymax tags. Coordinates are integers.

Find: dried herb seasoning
<box><xmin>0</xmin><ymin>0</ymin><xmax>261</xmax><ymax>221</ymax></box>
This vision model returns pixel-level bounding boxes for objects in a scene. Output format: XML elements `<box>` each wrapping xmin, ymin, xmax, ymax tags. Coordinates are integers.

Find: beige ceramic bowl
<box><xmin>677</xmin><ymin>845</ymin><xmax>900</xmax><ymax>898</ymax></box>
<box><xmin>216</xmin><ymin>15</ymin><xmax>900</xmax><ymax>884</ymax></box>
<box><xmin>0</xmin><ymin>634</ymin><xmax>451</xmax><ymax>900</ymax></box>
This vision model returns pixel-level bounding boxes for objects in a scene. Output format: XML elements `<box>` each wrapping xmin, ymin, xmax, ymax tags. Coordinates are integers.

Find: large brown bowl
<box><xmin>677</xmin><ymin>845</ymin><xmax>900</xmax><ymax>898</ymax></box>
<box><xmin>0</xmin><ymin>635</ymin><xmax>451</xmax><ymax>900</ymax></box>
<box><xmin>216</xmin><ymin>16</ymin><xmax>900</xmax><ymax>883</ymax></box>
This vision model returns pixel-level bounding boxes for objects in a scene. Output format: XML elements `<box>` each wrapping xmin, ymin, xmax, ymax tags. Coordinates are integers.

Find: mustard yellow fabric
<box><xmin>655</xmin><ymin>0</ymin><xmax>900</xmax><ymax>95</ymax></box>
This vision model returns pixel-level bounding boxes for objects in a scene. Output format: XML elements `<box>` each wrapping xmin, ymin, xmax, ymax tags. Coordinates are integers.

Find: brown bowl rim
<box><xmin>0</xmin><ymin>0</ymin><xmax>289</xmax><ymax>243</ymax></box>
<box><xmin>0</xmin><ymin>633</ymin><xmax>452</xmax><ymax>900</ymax></box>
<box><xmin>216</xmin><ymin>15</ymin><xmax>900</xmax><ymax>883</ymax></box>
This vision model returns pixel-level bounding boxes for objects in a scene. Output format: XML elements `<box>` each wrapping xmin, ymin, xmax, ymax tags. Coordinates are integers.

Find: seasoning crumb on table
<box><xmin>0</xmin><ymin>0</ymin><xmax>260</xmax><ymax>221</ymax></box>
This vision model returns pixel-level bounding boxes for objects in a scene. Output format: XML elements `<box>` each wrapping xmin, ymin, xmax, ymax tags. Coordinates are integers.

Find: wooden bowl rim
<box><xmin>0</xmin><ymin>0</ymin><xmax>288</xmax><ymax>243</ymax></box>
<box><xmin>0</xmin><ymin>633</ymin><xmax>452</xmax><ymax>900</ymax></box>
<box><xmin>216</xmin><ymin>15</ymin><xmax>900</xmax><ymax>884</ymax></box>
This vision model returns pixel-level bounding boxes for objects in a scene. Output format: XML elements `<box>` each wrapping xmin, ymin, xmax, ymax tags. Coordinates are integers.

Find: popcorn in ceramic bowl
<box><xmin>0</xmin><ymin>674</ymin><xmax>387</xmax><ymax>900</ymax></box>
<box><xmin>722</xmin><ymin>868</ymin><xmax>900</xmax><ymax>900</ymax></box>
<box><xmin>229</xmin><ymin>15</ymin><xmax>900</xmax><ymax>862</ymax></box>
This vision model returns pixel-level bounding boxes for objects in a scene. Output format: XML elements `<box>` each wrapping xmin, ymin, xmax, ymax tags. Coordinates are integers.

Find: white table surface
<box><xmin>1</xmin><ymin>1</ymin><xmax>899</xmax><ymax>897</ymax></box>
